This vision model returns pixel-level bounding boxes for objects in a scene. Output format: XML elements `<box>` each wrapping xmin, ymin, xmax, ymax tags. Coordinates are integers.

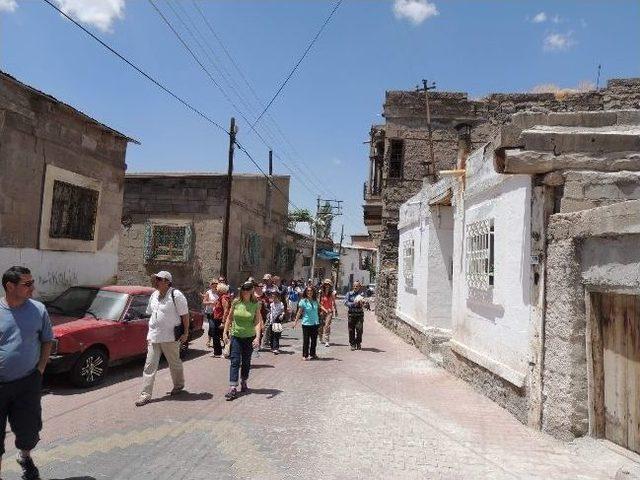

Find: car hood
<box><xmin>51</xmin><ymin>314</ymin><xmax>115</xmax><ymax>336</ymax></box>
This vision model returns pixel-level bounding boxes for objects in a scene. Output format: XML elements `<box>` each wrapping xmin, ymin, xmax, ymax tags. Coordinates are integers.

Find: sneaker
<box><xmin>324</xmin><ymin>342</ymin><xmax>330</xmax><ymax>347</ymax></box>
<box><xmin>310</xmin><ymin>355</ymin><xmax>318</xmax><ymax>360</ymax></box>
<box><xmin>273</xmin><ymin>349</ymin><xmax>279</xmax><ymax>355</ymax></box>
<box><xmin>16</xmin><ymin>454</ymin><xmax>40</xmax><ymax>480</ymax></box>
<box><xmin>134</xmin><ymin>396</ymin><xmax>150</xmax><ymax>407</ymax></box>
<box><xmin>240</xmin><ymin>380</ymin><xmax>248</xmax><ymax>393</ymax></box>
<box><xmin>225</xmin><ymin>387</ymin><xmax>238</xmax><ymax>401</ymax></box>
<box><xmin>303</xmin><ymin>356</ymin><xmax>309</xmax><ymax>361</ymax></box>
<box><xmin>356</xmin><ymin>344</ymin><xmax>362</xmax><ymax>350</ymax></box>
<box><xmin>350</xmin><ymin>345</ymin><xmax>356</xmax><ymax>351</ymax></box>
<box><xmin>169</xmin><ymin>386</ymin><xmax>185</xmax><ymax>396</ymax></box>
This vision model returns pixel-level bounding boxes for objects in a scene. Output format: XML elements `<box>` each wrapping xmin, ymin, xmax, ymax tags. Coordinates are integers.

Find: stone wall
<box><xmin>0</xmin><ymin>72</ymin><xmax>130</xmax><ymax>299</ymax></box>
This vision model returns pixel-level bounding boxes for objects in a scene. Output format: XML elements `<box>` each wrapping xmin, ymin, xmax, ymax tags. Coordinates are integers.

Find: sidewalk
<box><xmin>3</xmin><ymin>308</ymin><xmax>639</xmax><ymax>479</ymax></box>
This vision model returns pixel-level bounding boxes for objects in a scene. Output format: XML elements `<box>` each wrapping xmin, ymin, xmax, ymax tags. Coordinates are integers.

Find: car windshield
<box><xmin>47</xmin><ymin>287</ymin><xmax>129</xmax><ymax>321</ymax></box>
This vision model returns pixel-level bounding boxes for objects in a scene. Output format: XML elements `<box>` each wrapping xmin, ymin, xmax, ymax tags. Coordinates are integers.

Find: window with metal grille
<box><xmin>274</xmin><ymin>243</ymin><xmax>296</xmax><ymax>271</ymax></box>
<box><xmin>241</xmin><ymin>230</ymin><xmax>261</xmax><ymax>270</ymax></box>
<box><xmin>465</xmin><ymin>219</ymin><xmax>495</xmax><ymax>291</ymax></box>
<box><xmin>402</xmin><ymin>238</ymin><xmax>415</xmax><ymax>290</ymax></box>
<box><xmin>388</xmin><ymin>140</ymin><xmax>404</xmax><ymax>178</ymax></box>
<box><xmin>302</xmin><ymin>256</ymin><xmax>311</xmax><ymax>267</ymax></box>
<box><xmin>143</xmin><ymin>224</ymin><xmax>193</xmax><ymax>263</ymax></box>
<box><xmin>49</xmin><ymin>180</ymin><xmax>99</xmax><ymax>241</ymax></box>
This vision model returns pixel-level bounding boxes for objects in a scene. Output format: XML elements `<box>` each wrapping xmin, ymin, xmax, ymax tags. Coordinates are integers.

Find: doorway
<box><xmin>589</xmin><ymin>292</ymin><xmax>640</xmax><ymax>454</ymax></box>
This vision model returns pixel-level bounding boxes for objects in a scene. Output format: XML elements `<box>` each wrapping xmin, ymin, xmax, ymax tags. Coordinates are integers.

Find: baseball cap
<box><xmin>263</xmin><ymin>273</ymin><xmax>272</xmax><ymax>280</ymax></box>
<box><xmin>153</xmin><ymin>271</ymin><xmax>173</xmax><ymax>282</ymax></box>
<box><xmin>240</xmin><ymin>281</ymin><xmax>254</xmax><ymax>291</ymax></box>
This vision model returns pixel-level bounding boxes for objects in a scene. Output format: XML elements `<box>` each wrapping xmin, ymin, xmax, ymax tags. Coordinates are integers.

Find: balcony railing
<box><xmin>364</xmin><ymin>181</ymin><xmax>382</xmax><ymax>200</ymax></box>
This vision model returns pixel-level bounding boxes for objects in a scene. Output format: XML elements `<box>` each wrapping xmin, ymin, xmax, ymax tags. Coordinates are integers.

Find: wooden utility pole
<box><xmin>334</xmin><ymin>224</ymin><xmax>345</xmax><ymax>293</ymax></box>
<box><xmin>417</xmin><ymin>79</ymin><xmax>437</xmax><ymax>175</ymax></box>
<box><xmin>266</xmin><ymin>149</ymin><xmax>273</xmax><ymax>225</ymax></box>
<box><xmin>310</xmin><ymin>196</ymin><xmax>321</xmax><ymax>283</ymax></box>
<box><xmin>221</xmin><ymin>117</ymin><xmax>236</xmax><ymax>279</ymax></box>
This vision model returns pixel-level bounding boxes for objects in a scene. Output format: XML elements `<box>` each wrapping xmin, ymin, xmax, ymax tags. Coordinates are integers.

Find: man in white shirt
<box><xmin>135</xmin><ymin>271</ymin><xmax>190</xmax><ymax>406</ymax></box>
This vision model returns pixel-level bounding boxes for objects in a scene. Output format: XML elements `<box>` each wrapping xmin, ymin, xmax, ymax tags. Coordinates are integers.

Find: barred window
<box><xmin>402</xmin><ymin>238</ymin><xmax>415</xmax><ymax>290</ymax></box>
<box><xmin>388</xmin><ymin>140</ymin><xmax>404</xmax><ymax>178</ymax></box>
<box><xmin>465</xmin><ymin>219</ymin><xmax>494</xmax><ymax>291</ymax></box>
<box><xmin>143</xmin><ymin>224</ymin><xmax>193</xmax><ymax>263</ymax></box>
<box><xmin>241</xmin><ymin>231</ymin><xmax>261</xmax><ymax>270</ymax></box>
<box><xmin>49</xmin><ymin>180</ymin><xmax>99</xmax><ymax>241</ymax></box>
<box><xmin>274</xmin><ymin>243</ymin><xmax>296</xmax><ymax>271</ymax></box>
<box><xmin>302</xmin><ymin>256</ymin><xmax>311</xmax><ymax>267</ymax></box>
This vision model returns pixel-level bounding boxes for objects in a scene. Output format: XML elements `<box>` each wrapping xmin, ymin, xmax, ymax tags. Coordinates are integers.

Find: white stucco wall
<box><xmin>451</xmin><ymin>146</ymin><xmax>533</xmax><ymax>387</ymax></box>
<box><xmin>0</xmin><ymin>246</ymin><xmax>118</xmax><ymax>300</ymax></box>
<box><xmin>339</xmin><ymin>246</ymin><xmax>373</xmax><ymax>291</ymax></box>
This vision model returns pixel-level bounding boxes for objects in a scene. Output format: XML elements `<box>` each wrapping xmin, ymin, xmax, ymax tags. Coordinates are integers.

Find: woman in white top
<box><xmin>267</xmin><ymin>291</ymin><xmax>285</xmax><ymax>354</ymax></box>
<box><xmin>201</xmin><ymin>279</ymin><xmax>219</xmax><ymax>348</ymax></box>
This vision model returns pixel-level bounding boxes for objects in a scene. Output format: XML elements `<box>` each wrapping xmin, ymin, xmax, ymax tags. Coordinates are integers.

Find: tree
<box><xmin>317</xmin><ymin>201</ymin><xmax>334</xmax><ymax>239</ymax></box>
<box><xmin>288</xmin><ymin>208</ymin><xmax>314</xmax><ymax>234</ymax></box>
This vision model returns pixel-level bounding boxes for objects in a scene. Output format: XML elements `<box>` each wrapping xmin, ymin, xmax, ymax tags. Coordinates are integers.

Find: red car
<box><xmin>45</xmin><ymin>285</ymin><xmax>204</xmax><ymax>388</ymax></box>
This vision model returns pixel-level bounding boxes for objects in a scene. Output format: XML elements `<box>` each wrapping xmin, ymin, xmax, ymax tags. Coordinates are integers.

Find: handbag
<box><xmin>271</xmin><ymin>321</ymin><xmax>283</xmax><ymax>333</ymax></box>
<box><xmin>170</xmin><ymin>289</ymin><xmax>187</xmax><ymax>341</ymax></box>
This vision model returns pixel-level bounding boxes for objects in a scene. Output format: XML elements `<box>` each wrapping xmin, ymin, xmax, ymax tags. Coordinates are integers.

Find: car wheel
<box><xmin>71</xmin><ymin>347</ymin><xmax>109</xmax><ymax>388</ymax></box>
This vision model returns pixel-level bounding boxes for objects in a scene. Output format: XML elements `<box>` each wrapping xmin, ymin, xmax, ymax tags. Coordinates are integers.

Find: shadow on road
<box><xmin>248</xmin><ymin>388</ymin><xmax>282</xmax><ymax>399</ymax></box>
<box><xmin>51</xmin><ymin>477</ymin><xmax>97</xmax><ymax>480</ymax></box>
<box><xmin>312</xmin><ymin>357</ymin><xmax>342</xmax><ymax>362</ymax></box>
<box><xmin>43</xmin><ymin>348</ymin><xmax>209</xmax><ymax>396</ymax></box>
<box><xmin>360</xmin><ymin>347</ymin><xmax>385</xmax><ymax>353</ymax></box>
<box><xmin>251</xmin><ymin>364</ymin><xmax>275</xmax><ymax>369</ymax></box>
<box><xmin>150</xmin><ymin>391</ymin><xmax>214</xmax><ymax>404</ymax></box>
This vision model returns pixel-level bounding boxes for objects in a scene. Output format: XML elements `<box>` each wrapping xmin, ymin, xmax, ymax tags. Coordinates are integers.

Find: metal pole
<box><xmin>221</xmin><ymin>117</ymin><xmax>236</xmax><ymax>279</ymax></box>
<box><xmin>422</xmin><ymin>79</ymin><xmax>436</xmax><ymax>176</ymax></box>
<box><xmin>310</xmin><ymin>196</ymin><xmax>320</xmax><ymax>283</ymax></box>
<box><xmin>335</xmin><ymin>224</ymin><xmax>344</xmax><ymax>293</ymax></box>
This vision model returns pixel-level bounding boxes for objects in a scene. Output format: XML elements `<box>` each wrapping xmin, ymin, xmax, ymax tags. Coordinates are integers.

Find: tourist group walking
<box><xmin>0</xmin><ymin>265</ymin><xmax>369</xmax><ymax>479</ymax></box>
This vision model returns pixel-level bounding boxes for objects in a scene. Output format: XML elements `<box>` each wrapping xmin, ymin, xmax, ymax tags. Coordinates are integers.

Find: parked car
<box><xmin>45</xmin><ymin>285</ymin><xmax>204</xmax><ymax>388</ymax></box>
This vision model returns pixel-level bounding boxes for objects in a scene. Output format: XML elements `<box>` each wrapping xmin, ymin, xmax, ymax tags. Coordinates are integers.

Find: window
<box><xmin>402</xmin><ymin>239</ymin><xmax>415</xmax><ymax>290</ymax></box>
<box><xmin>49</xmin><ymin>180</ymin><xmax>99</xmax><ymax>241</ymax></box>
<box><xmin>388</xmin><ymin>140</ymin><xmax>404</xmax><ymax>178</ymax></box>
<box><xmin>302</xmin><ymin>256</ymin><xmax>311</xmax><ymax>267</ymax></box>
<box><xmin>126</xmin><ymin>295</ymin><xmax>151</xmax><ymax>320</ymax></box>
<box><xmin>143</xmin><ymin>224</ymin><xmax>193</xmax><ymax>263</ymax></box>
<box><xmin>275</xmin><ymin>243</ymin><xmax>296</xmax><ymax>271</ymax></box>
<box><xmin>241</xmin><ymin>230</ymin><xmax>261</xmax><ymax>270</ymax></box>
<box><xmin>465</xmin><ymin>219</ymin><xmax>495</xmax><ymax>291</ymax></box>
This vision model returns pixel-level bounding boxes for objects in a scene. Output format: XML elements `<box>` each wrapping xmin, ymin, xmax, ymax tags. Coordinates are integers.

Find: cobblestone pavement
<box><xmin>2</xmin><ymin>306</ymin><xmax>639</xmax><ymax>479</ymax></box>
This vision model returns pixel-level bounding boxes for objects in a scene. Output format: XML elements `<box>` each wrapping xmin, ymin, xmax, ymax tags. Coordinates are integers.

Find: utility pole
<box><xmin>334</xmin><ymin>224</ymin><xmax>345</xmax><ymax>293</ymax></box>
<box><xmin>417</xmin><ymin>79</ymin><xmax>437</xmax><ymax>176</ymax></box>
<box><xmin>596</xmin><ymin>64</ymin><xmax>602</xmax><ymax>91</ymax></box>
<box><xmin>266</xmin><ymin>149</ymin><xmax>273</xmax><ymax>225</ymax></box>
<box><xmin>220</xmin><ymin>117</ymin><xmax>236</xmax><ymax>279</ymax></box>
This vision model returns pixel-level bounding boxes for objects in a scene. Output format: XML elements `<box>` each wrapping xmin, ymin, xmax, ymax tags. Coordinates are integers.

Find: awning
<box><xmin>317</xmin><ymin>249</ymin><xmax>340</xmax><ymax>260</ymax></box>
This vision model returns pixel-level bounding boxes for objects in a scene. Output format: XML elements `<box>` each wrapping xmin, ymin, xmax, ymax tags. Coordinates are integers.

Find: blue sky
<box><xmin>1</xmin><ymin>1</ymin><xmax>639</xmax><ymax>241</ymax></box>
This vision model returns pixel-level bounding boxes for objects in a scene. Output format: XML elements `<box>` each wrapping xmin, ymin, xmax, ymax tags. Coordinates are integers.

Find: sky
<box><xmin>1</xmin><ymin>0</ymin><xmax>639</xmax><ymax>242</ymax></box>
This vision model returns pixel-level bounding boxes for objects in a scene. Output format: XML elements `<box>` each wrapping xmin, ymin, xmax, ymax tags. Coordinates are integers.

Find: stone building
<box><xmin>363</xmin><ymin>78</ymin><xmax>640</xmax><ymax>357</ymax></box>
<box><xmin>0</xmin><ymin>71</ymin><xmax>137</xmax><ymax>300</ymax></box>
<box><xmin>117</xmin><ymin>173</ymin><xmax>290</xmax><ymax>303</ymax></box>
<box><xmin>287</xmin><ymin>230</ymin><xmax>334</xmax><ymax>283</ymax></box>
<box><xmin>396</xmin><ymin>109</ymin><xmax>640</xmax><ymax>453</ymax></box>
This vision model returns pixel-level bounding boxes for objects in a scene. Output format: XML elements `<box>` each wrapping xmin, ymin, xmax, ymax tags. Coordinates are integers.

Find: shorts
<box><xmin>0</xmin><ymin>370</ymin><xmax>43</xmax><ymax>455</ymax></box>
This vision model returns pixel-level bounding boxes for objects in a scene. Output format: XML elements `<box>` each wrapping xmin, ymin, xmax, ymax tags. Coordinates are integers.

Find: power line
<box><xmin>151</xmin><ymin>0</ymin><xmax>332</xmax><ymax>200</ymax></box>
<box><xmin>40</xmin><ymin>0</ymin><xmax>228</xmax><ymax>136</ymax></box>
<box><xmin>250</xmin><ymin>0</ymin><xmax>343</xmax><ymax>130</ymax></box>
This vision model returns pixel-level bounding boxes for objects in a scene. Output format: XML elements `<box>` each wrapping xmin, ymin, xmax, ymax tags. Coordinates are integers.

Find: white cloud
<box><xmin>393</xmin><ymin>0</ymin><xmax>439</xmax><ymax>26</ymax></box>
<box><xmin>531</xmin><ymin>12</ymin><xmax>547</xmax><ymax>23</ymax></box>
<box><xmin>551</xmin><ymin>14</ymin><xmax>561</xmax><ymax>24</ymax></box>
<box><xmin>0</xmin><ymin>0</ymin><xmax>17</xmax><ymax>13</ymax></box>
<box><xmin>53</xmin><ymin>0</ymin><xmax>125</xmax><ymax>33</ymax></box>
<box><xmin>543</xmin><ymin>31</ymin><xmax>577</xmax><ymax>52</ymax></box>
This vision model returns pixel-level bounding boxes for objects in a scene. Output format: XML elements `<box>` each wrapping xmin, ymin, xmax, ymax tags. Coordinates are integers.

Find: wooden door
<box><xmin>598</xmin><ymin>293</ymin><xmax>640</xmax><ymax>454</ymax></box>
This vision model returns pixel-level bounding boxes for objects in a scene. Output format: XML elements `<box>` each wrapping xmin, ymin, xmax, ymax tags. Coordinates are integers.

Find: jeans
<box><xmin>0</xmin><ymin>370</ymin><xmax>43</xmax><ymax>456</ymax></box>
<box><xmin>207</xmin><ymin>315</ymin><xmax>223</xmax><ymax>356</ymax></box>
<box><xmin>348</xmin><ymin>316</ymin><xmax>364</xmax><ymax>347</ymax></box>
<box><xmin>318</xmin><ymin>313</ymin><xmax>333</xmax><ymax>343</ymax></box>
<box><xmin>262</xmin><ymin>323</ymin><xmax>272</xmax><ymax>349</ymax></box>
<box><xmin>270</xmin><ymin>330</ymin><xmax>281</xmax><ymax>350</ymax></box>
<box><xmin>140</xmin><ymin>342</ymin><xmax>184</xmax><ymax>400</ymax></box>
<box><xmin>229</xmin><ymin>336</ymin><xmax>255</xmax><ymax>386</ymax></box>
<box><xmin>302</xmin><ymin>325</ymin><xmax>319</xmax><ymax>358</ymax></box>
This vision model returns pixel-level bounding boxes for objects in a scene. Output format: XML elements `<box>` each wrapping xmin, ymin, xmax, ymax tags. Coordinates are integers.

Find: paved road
<box><xmin>2</xmin><ymin>305</ymin><xmax>639</xmax><ymax>479</ymax></box>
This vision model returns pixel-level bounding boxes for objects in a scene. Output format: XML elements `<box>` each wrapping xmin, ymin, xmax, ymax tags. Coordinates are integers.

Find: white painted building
<box><xmin>337</xmin><ymin>245</ymin><xmax>376</xmax><ymax>293</ymax></box>
<box><xmin>397</xmin><ymin>178</ymin><xmax>454</xmax><ymax>333</ymax></box>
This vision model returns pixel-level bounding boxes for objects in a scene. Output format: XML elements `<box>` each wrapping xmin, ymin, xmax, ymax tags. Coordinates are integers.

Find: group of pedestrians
<box><xmin>0</xmin><ymin>264</ymin><xmax>369</xmax><ymax>479</ymax></box>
